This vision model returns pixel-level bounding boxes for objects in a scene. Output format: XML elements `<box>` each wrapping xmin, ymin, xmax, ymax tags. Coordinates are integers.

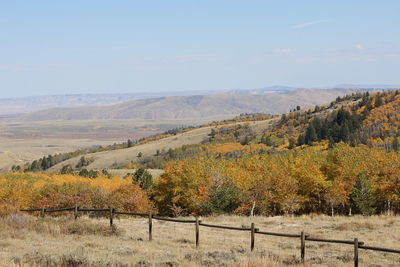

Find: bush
<box><xmin>132</xmin><ymin>168</ymin><xmax>153</xmax><ymax>191</ymax></box>
<box><xmin>200</xmin><ymin>180</ymin><xmax>242</xmax><ymax>215</ymax></box>
<box><xmin>109</xmin><ymin>184</ymin><xmax>153</xmax><ymax>213</ymax></box>
<box><xmin>33</xmin><ymin>182</ymin><xmax>109</xmax><ymax>209</ymax></box>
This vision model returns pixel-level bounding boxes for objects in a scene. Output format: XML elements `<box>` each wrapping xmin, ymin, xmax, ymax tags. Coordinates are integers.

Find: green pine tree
<box><xmin>393</xmin><ymin>137</ymin><xmax>399</xmax><ymax>152</ymax></box>
<box><xmin>132</xmin><ymin>168</ymin><xmax>153</xmax><ymax>191</ymax></box>
<box><xmin>305</xmin><ymin>125</ymin><xmax>317</xmax><ymax>145</ymax></box>
<box><xmin>351</xmin><ymin>173</ymin><xmax>376</xmax><ymax>215</ymax></box>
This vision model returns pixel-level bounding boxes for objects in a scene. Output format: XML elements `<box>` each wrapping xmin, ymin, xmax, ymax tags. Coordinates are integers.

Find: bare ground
<box><xmin>0</xmin><ymin>214</ymin><xmax>399</xmax><ymax>266</ymax></box>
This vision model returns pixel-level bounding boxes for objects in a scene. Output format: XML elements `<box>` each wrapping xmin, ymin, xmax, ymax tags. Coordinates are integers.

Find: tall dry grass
<box><xmin>1</xmin><ymin>213</ymin><xmax>399</xmax><ymax>266</ymax></box>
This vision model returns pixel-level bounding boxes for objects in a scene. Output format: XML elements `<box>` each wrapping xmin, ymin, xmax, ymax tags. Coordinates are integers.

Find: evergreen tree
<box><xmin>297</xmin><ymin>134</ymin><xmax>305</xmax><ymax>146</ymax></box>
<box><xmin>288</xmin><ymin>137</ymin><xmax>296</xmax><ymax>149</ymax></box>
<box><xmin>127</xmin><ymin>139</ymin><xmax>133</xmax><ymax>148</ymax></box>
<box><xmin>41</xmin><ymin>156</ymin><xmax>48</xmax><ymax>170</ymax></box>
<box><xmin>351</xmin><ymin>173</ymin><xmax>376</xmax><ymax>215</ymax></box>
<box><xmin>260</xmin><ymin>135</ymin><xmax>266</xmax><ymax>145</ymax></box>
<box><xmin>60</xmin><ymin>165</ymin><xmax>73</xmax><ymax>174</ymax></box>
<box><xmin>102</xmin><ymin>169</ymin><xmax>112</xmax><ymax>178</ymax></box>
<box><xmin>264</xmin><ymin>135</ymin><xmax>273</xmax><ymax>146</ymax></box>
<box><xmin>304</xmin><ymin>125</ymin><xmax>317</xmax><ymax>145</ymax></box>
<box><xmin>200</xmin><ymin>180</ymin><xmax>242</xmax><ymax>214</ymax></box>
<box><xmin>76</xmin><ymin>156</ymin><xmax>88</xmax><ymax>168</ymax></box>
<box><xmin>375</xmin><ymin>94</ymin><xmax>383</xmax><ymax>107</ymax></box>
<box><xmin>393</xmin><ymin>137</ymin><xmax>399</xmax><ymax>152</ymax></box>
<box><xmin>132</xmin><ymin>168</ymin><xmax>153</xmax><ymax>191</ymax></box>
<box><xmin>209</xmin><ymin>128</ymin><xmax>216</xmax><ymax>139</ymax></box>
<box><xmin>241</xmin><ymin>135</ymin><xmax>250</xmax><ymax>145</ymax></box>
<box><xmin>328</xmin><ymin>137</ymin><xmax>335</xmax><ymax>149</ymax></box>
<box><xmin>30</xmin><ymin>160</ymin><xmax>40</xmax><ymax>172</ymax></box>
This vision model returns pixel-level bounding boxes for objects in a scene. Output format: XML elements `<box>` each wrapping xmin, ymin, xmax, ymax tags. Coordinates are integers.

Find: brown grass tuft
<box><xmin>334</xmin><ymin>221</ymin><xmax>376</xmax><ymax>231</ymax></box>
<box><xmin>0</xmin><ymin>213</ymin><xmax>123</xmax><ymax>237</ymax></box>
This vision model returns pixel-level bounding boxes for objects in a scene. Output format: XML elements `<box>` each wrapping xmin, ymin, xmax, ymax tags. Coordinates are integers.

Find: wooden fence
<box><xmin>20</xmin><ymin>207</ymin><xmax>400</xmax><ymax>267</ymax></box>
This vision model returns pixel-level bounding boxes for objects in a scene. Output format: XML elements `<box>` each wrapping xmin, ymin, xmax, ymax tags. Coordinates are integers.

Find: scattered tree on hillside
<box><xmin>127</xmin><ymin>139</ymin><xmax>133</xmax><ymax>148</ymax></box>
<box><xmin>60</xmin><ymin>165</ymin><xmax>73</xmax><ymax>174</ymax></box>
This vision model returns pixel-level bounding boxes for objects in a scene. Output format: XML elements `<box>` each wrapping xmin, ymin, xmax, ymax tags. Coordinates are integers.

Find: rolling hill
<box><xmin>31</xmin><ymin>89</ymin><xmax>400</xmax><ymax>175</ymax></box>
<box><xmin>46</xmin><ymin>118</ymin><xmax>277</xmax><ymax>172</ymax></box>
<box><xmin>14</xmin><ymin>88</ymin><xmax>360</xmax><ymax>122</ymax></box>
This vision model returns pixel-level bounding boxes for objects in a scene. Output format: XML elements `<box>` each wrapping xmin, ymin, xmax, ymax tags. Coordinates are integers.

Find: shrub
<box><xmin>200</xmin><ymin>180</ymin><xmax>243</xmax><ymax>215</ymax></box>
<box><xmin>131</xmin><ymin>168</ymin><xmax>153</xmax><ymax>191</ymax></box>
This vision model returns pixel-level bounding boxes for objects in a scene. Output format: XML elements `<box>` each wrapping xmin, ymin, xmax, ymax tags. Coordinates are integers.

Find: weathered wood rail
<box><xmin>20</xmin><ymin>207</ymin><xmax>400</xmax><ymax>267</ymax></box>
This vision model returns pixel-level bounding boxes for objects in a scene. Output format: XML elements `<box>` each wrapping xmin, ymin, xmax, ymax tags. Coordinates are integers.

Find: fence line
<box><xmin>19</xmin><ymin>207</ymin><xmax>400</xmax><ymax>267</ymax></box>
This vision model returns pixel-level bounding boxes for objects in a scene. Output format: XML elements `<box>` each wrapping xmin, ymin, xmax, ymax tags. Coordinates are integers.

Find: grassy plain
<box><xmin>0</xmin><ymin>118</ymin><xmax>221</xmax><ymax>171</ymax></box>
<box><xmin>0</xmin><ymin>214</ymin><xmax>399</xmax><ymax>266</ymax></box>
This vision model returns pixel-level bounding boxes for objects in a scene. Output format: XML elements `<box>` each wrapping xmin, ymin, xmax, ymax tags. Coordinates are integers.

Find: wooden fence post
<box><xmin>40</xmin><ymin>207</ymin><xmax>45</xmax><ymax>218</ymax></box>
<box><xmin>148</xmin><ymin>213</ymin><xmax>153</xmax><ymax>241</ymax></box>
<box><xmin>301</xmin><ymin>231</ymin><xmax>305</xmax><ymax>262</ymax></box>
<box><xmin>74</xmin><ymin>205</ymin><xmax>79</xmax><ymax>220</ymax></box>
<box><xmin>195</xmin><ymin>217</ymin><xmax>200</xmax><ymax>248</ymax></box>
<box><xmin>354</xmin><ymin>238</ymin><xmax>359</xmax><ymax>267</ymax></box>
<box><xmin>250</xmin><ymin>222</ymin><xmax>255</xmax><ymax>251</ymax></box>
<box><xmin>109</xmin><ymin>207</ymin><xmax>114</xmax><ymax>227</ymax></box>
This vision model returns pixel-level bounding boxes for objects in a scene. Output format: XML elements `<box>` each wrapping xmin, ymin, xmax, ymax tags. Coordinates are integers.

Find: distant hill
<box><xmin>0</xmin><ymin>90</ymin><xmax>217</xmax><ymax>115</ymax></box>
<box><xmin>227</xmin><ymin>85</ymin><xmax>295</xmax><ymax>94</ymax></box>
<box><xmin>13</xmin><ymin>88</ymin><xmax>361</xmax><ymax>122</ymax></box>
<box><xmin>335</xmin><ymin>84</ymin><xmax>400</xmax><ymax>89</ymax></box>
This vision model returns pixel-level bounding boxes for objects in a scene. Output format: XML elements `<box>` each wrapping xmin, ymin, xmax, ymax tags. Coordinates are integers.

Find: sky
<box><xmin>1</xmin><ymin>0</ymin><xmax>400</xmax><ymax>98</ymax></box>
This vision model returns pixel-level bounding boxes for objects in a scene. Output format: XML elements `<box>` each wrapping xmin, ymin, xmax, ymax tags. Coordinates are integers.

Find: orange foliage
<box><xmin>0</xmin><ymin>172</ymin><xmax>152</xmax><ymax>214</ymax></box>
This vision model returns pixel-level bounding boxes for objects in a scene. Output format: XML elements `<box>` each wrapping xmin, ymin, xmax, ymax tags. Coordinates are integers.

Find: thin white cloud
<box><xmin>0</xmin><ymin>63</ymin><xmax>74</xmax><ymax>72</ymax></box>
<box><xmin>355</xmin><ymin>44</ymin><xmax>365</xmax><ymax>50</ymax></box>
<box><xmin>274</xmin><ymin>48</ymin><xmax>297</xmax><ymax>54</ymax></box>
<box><xmin>293</xmin><ymin>20</ymin><xmax>327</xmax><ymax>29</ymax></box>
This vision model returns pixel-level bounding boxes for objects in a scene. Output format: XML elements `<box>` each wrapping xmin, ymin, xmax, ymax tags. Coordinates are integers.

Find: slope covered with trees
<box><xmin>3</xmin><ymin>90</ymin><xmax>400</xmax><ymax>217</ymax></box>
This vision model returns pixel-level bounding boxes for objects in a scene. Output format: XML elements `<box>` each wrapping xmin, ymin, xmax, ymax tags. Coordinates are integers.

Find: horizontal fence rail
<box><xmin>199</xmin><ymin>222</ymin><xmax>255</xmax><ymax>231</ymax></box>
<box><xmin>113</xmin><ymin>211</ymin><xmax>148</xmax><ymax>216</ymax></box>
<box><xmin>45</xmin><ymin>207</ymin><xmax>75</xmax><ymax>213</ymax></box>
<box><xmin>256</xmin><ymin>230</ymin><xmax>301</xmax><ymax>238</ymax></box>
<box><xmin>78</xmin><ymin>208</ymin><xmax>110</xmax><ymax>212</ymax></box>
<box><xmin>152</xmin><ymin>216</ymin><xmax>197</xmax><ymax>223</ymax></box>
<box><xmin>20</xmin><ymin>208</ymin><xmax>42</xmax><ymax>212</ymax></box>
<box><xmin>359</xmin><ymin>245</ymin><xmax>400</xmax><ymax>253</ymax></box>
<box><xmin>19</xmin><ymin>207</ymin><xmax>400</xmax><ymax>267</ymax></box>
<box><xmin>305</xmin><ymin>237</ymin><xmax>364</xmax><ymax>245</ymax></box>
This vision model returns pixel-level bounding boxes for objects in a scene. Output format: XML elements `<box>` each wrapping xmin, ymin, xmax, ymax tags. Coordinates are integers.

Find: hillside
<box><xmin>6</xmin><ymin>90</ymin><xmax>400</xmax><ymax>219</ymax></box>
<box><xmin>14</xmin><ymin>88</ymin><xmax>360</xmax><ymax>122</ymax></box>
<box><xmin>21</xmin><ymin>89</ymin><xmax>400</xmax><ymax>174</ymax></box>
<box><xmin>46</xmin><ymin>118</ymin><xmax>277</xmax><ymax>172</ymax></box>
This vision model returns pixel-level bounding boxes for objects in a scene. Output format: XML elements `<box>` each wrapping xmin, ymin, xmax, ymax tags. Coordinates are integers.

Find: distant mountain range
<box><xmin>334</xmin><ymin>84</ymin><xmax>400</xmax><ymax>89</ymax></box>
<box><xmin>227</xmin><ymin>85</ymin><xmax>295</xmax><ymax>95</ymax></box>
<box><xmin>10</xmin><ymin>88</ymin><xmax>363</xmax><ymax>122</ymax></box>
<box><xmin>1</xmin><ymin>85</ymin><xmax>398</xmax><ymax>119</ymax></box>
<box><xmin>0</xmin><ymin>90</ymin><xmax>216</xmax><ymax>115</ymax></box>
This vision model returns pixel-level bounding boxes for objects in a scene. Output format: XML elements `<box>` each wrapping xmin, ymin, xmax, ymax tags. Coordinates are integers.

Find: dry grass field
<box><xmin>47</xmin><ymin>119</ymin><xmax>277</xmax><ymax>172</ymax></box>
<box><xmin>0</xmin><ymin>117</ymin><xmax>224</xmax><ymax>171</ymax></box>
<box><xmin>0</xmin><ymin>213</ymin><xmax>399</xmax><ymax>266</ymax></box>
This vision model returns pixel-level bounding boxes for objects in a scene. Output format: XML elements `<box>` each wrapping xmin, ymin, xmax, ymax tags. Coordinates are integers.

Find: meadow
<box><xmin>0</xmin><ymin>213</ymin><xmax>399</xmax><ymax>266</ymax></box>
<box><xmin>0</xmin><ymin>117</ymin><xmax>217</xmax><ymax>171</ymax></box>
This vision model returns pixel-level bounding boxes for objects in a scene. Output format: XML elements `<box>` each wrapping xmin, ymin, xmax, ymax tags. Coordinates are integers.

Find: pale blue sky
<box><xmin>1</xmin><ymin>0</ymin><xmax>400</xmax><ymax>98</ymax></box>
